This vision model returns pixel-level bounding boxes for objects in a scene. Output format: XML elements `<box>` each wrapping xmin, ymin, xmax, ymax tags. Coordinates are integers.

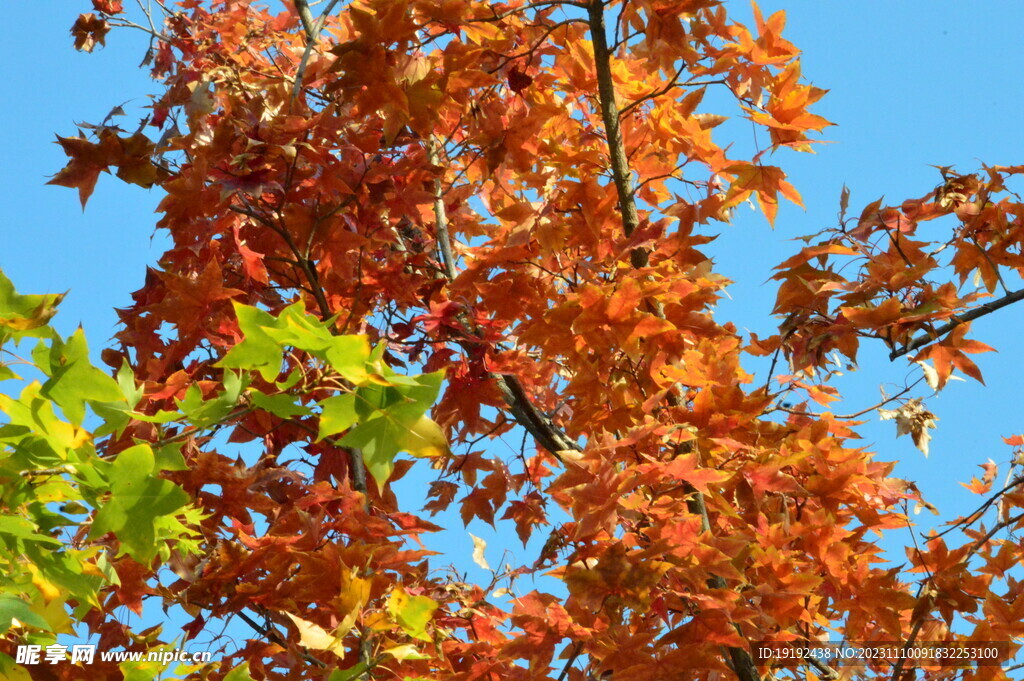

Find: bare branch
<box><xmin>427</xmin><ymin>138</ymin><xmax>458</xmax><ymax>282</ymax></box>
<box><xmin>294</xmin><ymin>0</ymin><xmax>317</xmax><ymax>38</ymax></box>
<box><xmin>291</xmin><ymin>0</ymin><xmax>342</xmax><ymax>101</ymax></box>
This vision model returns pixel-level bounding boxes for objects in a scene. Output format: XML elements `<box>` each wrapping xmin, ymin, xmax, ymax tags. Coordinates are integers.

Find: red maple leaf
<box><xmin>508</xmin><ymin>66</ymin><xmax>533</xmax><ymax>94</ymax></box>
<box><xmin>92</xmin><ymin>0</ymin><xmax>124</xmax><ymax>13</ymax></box>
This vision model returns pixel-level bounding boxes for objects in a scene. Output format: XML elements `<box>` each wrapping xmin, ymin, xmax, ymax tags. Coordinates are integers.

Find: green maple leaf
<box><xmin>89</xmin><ymin>445</ymin><xmax>190</xmax><ymax>562</ymax></box>
<box><xmin>34</xmin><ymin>329</ymin><xmax>123</xmax><ymax>425</ymax></box>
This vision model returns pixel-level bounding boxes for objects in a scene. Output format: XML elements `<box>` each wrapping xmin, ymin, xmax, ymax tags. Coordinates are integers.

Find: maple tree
<box><xmin>6</xmin><ymin>0</ymin><xmax>1024</xmax><ymax>679</ymax></box>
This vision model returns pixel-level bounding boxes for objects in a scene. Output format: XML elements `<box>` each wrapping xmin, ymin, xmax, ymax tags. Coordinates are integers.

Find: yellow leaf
<box><xmin>335</xmin><ymin>570</ymin><xmax>371</xmax><ymax>635</ymax></box>
<box><xmin>469</xmin><ymin>533</ymin><xmax>490</xmax><ymax>570</ymax></box>
<box><xmin>0</xmin><ymin>293</ymin><xmax>65</xmax><ymax>331</ymax></box>
<box><xmin>0</xmin><ymin>660</ymin><xmax>32</xmax><ymax>681</ymax></box>
<box><xmin>29</xmin><ymin>569</ymin><xmax>62</xmax><ymax>603</ymax></box>
<box><xmin>282</xmin><ymin>612</ymin><xmax>346</xmax><ymax>658</ymax></box>
<box><xmin>386</xmin><ymin>586</ymin><xmax>438</xmax><ymax>641</ymax></box>
<box><xmin>400</xmin><ymin>415</ymin><xmax>450</xmax><ymax>459</ymax></box>
<box><xmin>382</xmin><ymin>644</ymin><xmax>430</xmax><ymax>662</ymax></box>
<box><xmin>37</xmin><ymin>597</ymin><xmax>75</xmax><ymax>636</ymax></box>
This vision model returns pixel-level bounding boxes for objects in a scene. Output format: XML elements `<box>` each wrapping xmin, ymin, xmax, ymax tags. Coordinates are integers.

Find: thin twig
<box><xmin>464</xmin><ymin>0</ymin><xmax>587</xmax><ymax>23</ymax></box>
<box><xmin>235</xmin><ymin>609</ymin><xmax>326</xmax><ymax>668</ymax></box>
<box><xmin>556</xmin><ymin>641</ymin><xmax>584</xmax><ymax>681</ymax></box>
<box><xmin>232</xmin><ymin>194</ymin><xmax>369</xmax><ymax>499</ymax></box>
<box><xmin>965</xmin><ymin>511</ymin><xmax>1024</xmax><ymax>560</ymax></box>
<box><xmin>933</xmin><ymin>476</ymin><xmax>1024</xmax><ymax>540</ymax></box>
<box><xmin>772</xmin><ymin>377</ymin><xmax>923</xmax><ymax>420</ymax></box>
<box><xmin>619</xmin><ymin>62</ymin><xmax>687</xmax><ymax>117</ymax></box>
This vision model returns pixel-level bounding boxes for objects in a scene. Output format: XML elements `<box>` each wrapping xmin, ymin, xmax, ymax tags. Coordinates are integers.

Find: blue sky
<box><xmin>3</xmin><ymin>0</ymin><xmax>1024</xmax><ymax>670</ymax></box>
<box><xmin>716</xmin><ymin>1</ymin><xmax>1024</xmax><ymax>512</ymax></box>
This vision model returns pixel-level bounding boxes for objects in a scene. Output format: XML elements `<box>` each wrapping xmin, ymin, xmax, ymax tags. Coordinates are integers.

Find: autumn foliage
<box><xmin>6</xmin><ymin>1</ymin><xmax>1024</xmax><ymax>680</ymax></box>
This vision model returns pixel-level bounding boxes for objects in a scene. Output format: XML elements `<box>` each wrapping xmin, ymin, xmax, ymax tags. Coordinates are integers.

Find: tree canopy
<box><xmin>3</xmin><ymin>1</ymin><xmax>1024</xmax><ymax>680</ymax></box>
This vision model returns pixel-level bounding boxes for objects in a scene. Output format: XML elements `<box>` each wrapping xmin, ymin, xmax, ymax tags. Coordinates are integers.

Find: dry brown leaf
<box><xmin>879</xmin><ymin>397</ymin><xmax>938</xmax><ymax>457</ymax></box>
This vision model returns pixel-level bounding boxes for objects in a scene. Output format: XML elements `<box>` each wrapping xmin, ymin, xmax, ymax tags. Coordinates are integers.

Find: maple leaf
<box><xmin>114</xmin><ymin>132</ymin><xmax>168</xmax><ymax>188</ymax></box>
<box><xmin>879</xmin><ymin>398</ymin><xmax>938</xmax><ymax>457</ymax></box>
<box><xmin>961</xmin><ymin>460</ymin><xmax>998</xmax><ymax>495</ymax></box>
<box><xmin>411</xmin><ymin>299</ymin><xmax>463</xmax><ymax>334</ymax></box>
<box><xmin>459</xmin><ymin>487</ymin><xmax>497</xmax><ymax>527</ymax></box>
<box><xmin>507</xmin><ymin>65</ymin><xmax>533</xmax><ymax>94</ymax></box>
<box><xmin>914</xmin><ymin>323</ymin><xmax>994</xmax><ymax>388</ymax></box>
<box><xmin>47</xmin><ymin>131</ymin><xmax>119</xmax><ymax>207</ymax></box>
<box><xmin>147</xmin><ymin>260</ymin><xmax>244</xmax><ymax>340</ymax></box>
<box><xmin>233</xmin><ymin>224</ymin><xmax>269</xmax><ymax>284</ymax></box>
<box><xmin>501</xmin><ymin>492</ymin><xmax>547</xmax><ymax>544</ymax></box>
<box><xmin>748</xmin><ymin>61</ymin><xmax>833</xmax><ymax>150</ymax></box>
<box><xmin>840</xmin><ymin>297</ymin><xmax>904</xmax><ymax>329</ymax></box>
<box><xmin>743</xmin><ymin>463</ymin><xmax>809</xmax><ymax>497</ymax></box>
<box><xmin>71</xmin><ymin>13</ymin><xmax>110</xmax><ymax>52</ymax></box>
<box><xmin>721</xmin><ymin>163</ymin><xmax>802</xmax><ymax>226</ymax></box>
<box><xmin>92</xmin><ymin>0</ymin><xmax>124</xmax><ymax>13</ymax></box>
<box><xmin>282</xmin><ymin>612</ymin><xmax>346</xmax><ymax>658</ymax></box>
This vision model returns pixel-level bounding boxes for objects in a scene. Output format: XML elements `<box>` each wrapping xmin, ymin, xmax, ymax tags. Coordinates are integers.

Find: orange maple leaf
<box><xmin>722</xmin><ymin>163</ymin><xmax>803</xmax><ymax>226</ymax></box>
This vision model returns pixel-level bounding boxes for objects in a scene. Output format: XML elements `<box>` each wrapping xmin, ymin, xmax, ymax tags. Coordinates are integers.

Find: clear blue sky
<box><xmin>3</xmin><ymin>0</ymin><xmax>1024</xmax><ymax>668</ymax></box>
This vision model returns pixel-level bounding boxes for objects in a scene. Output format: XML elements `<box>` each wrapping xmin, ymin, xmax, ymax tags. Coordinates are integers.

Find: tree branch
<box><xmin>965</xmin><ymin>511</ymin><xmax>1024</xmax><ymax>560</ymax></box>
<box><xmin>890</xmin><ymin>287</ymin><xmax>1024</xmax><ymax>360</ymax></box>
<box><xmin>771</xmin><ymin>377</ymin><xmax>923</xmax><ymax>420</ymax></box>
<box><xmin>464</xmin><ymin>0</ymin><xmax>587</xmax><ymax>23</ymax></box>
<box><xmin>804</xmin><ymin>656</ymin><xmax>839</xmax><ymax>680</ymax></box>
<box><xmin>889</xmin><ymin>597</ymin><xmax>929</xmax><ymax>681</ymax></box>
<box><xmin>428</xmin><ymin>138</ymin><xmax>458</xmax><ymax>282</ymax></box>
<box><xmin>586</xmin><ymin>1</ymin><xmax>646</xmax><ymax>271</ymax></box>
<box><xmin>291</xmin><ymin>0</ymin><xmax>342</xmax><ymax>100</ymax></box>
<box><xmin>294</xmin><ymin>0</ymin><xmax>317</xmax><ymax>38</ymax></box>
<box><xmin>684</xmin><ymin>480</ymin><xmax>762</xmax><ymax>681</ymax></box>
<box><xmin>933</xmin><ymin>476</ymin><xmax>1024</xmax><ymax>540</ymax></box>
<box><xmin>587</xmin><ymin>4</ymin><xmax>759</xmax><ymax>680</ymax></box>
<box><xmin>426</xmin><ymin>137</ymin><xmax>580</xmax><ymax>458</ymax></box>
<box><xmin>236</xmin><ymin>608</ymin><xmax>326</xmax><ymax>668</ymax></box>
<box><xmin>556</xmin><ymin>641</ymin><xmax>584</xmax><ymax>681</ymax></box>
<box><xmin>232</xmin><ymin>194</ymin><xmax>369</xmax><ymax>500</ymax></box>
